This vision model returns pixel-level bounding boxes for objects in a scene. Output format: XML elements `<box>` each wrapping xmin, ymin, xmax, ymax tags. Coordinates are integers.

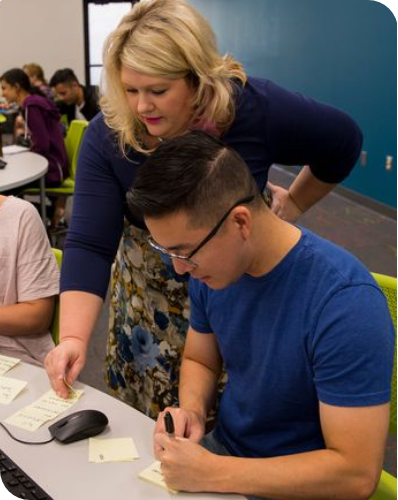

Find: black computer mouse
<box><xmin>48</xmin><ymin>409</ymin><xmax>109</xmax><ymax>444</ymax></box>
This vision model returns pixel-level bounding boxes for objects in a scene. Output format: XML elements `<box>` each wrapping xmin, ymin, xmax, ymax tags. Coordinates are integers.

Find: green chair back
<box><xmin>372</xmin><ymin>273</ymin><xmax>397</xmax><ymax>436</ymax></box>
<box><xmin>371</xmin><ymin>471</ymin><xmax>397</xmax><ymax>500</ymax></box>
<box><xmin>22</xmin><ymin>119</ymin><xmax>88</xmax><ymax>196</ymax></box>
<box><xmin>64</xmin><ymin>120</ymin><xmax>89</xmax><ymax>182</ymax></box>
<box><xmin>369</xmin><ymin>272</ymin><xmax>397</xmax><ymax>500</ymax></box>
<box><xmin>50</xmin><ymin>248</ymin><xmax>63</xmax><ymax>345</ymax></box>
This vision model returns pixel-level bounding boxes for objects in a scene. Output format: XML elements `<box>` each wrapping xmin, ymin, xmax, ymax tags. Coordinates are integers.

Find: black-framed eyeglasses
<box><xmin>147</xmin><ymin>195</ymin><xmax>255</xmax><ymax>268</ymax></box>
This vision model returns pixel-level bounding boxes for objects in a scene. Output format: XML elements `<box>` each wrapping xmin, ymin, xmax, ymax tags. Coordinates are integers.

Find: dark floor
<box><xmin>78</xmin><ymin>164</ymin><xmax>396</xmax><ymax>476</ymax></box>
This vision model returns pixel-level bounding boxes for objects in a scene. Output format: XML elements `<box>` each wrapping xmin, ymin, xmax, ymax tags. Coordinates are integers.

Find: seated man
<box><xmin>49</xmin><ymin>68</ymin><xmax>99</xmax><ymax>127</ymax></box>
<box><xmin>0</xmin><ymin>196</ymin><xmax>60</xmax><ymax>366</ymax></box>
<box><xmin>127</xmin><ymin>131</ymin><xmax>395</xmax><ymax>500</ymax></box>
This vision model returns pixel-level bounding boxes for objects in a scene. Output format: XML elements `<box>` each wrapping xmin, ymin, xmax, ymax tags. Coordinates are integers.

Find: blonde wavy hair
<box><xmin>101</xmin><ymin>0</ymin><xmax>247</xmax><ymax>155</ymax></box>
<box><xmin>23</xmin><ymin>63</ymin><xmax>47</xmax><ymax>84</ymax></box>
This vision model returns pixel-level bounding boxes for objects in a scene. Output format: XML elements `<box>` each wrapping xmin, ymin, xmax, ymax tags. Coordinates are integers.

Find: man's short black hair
<box><xmin>49</xmin><ymin>68</ymin><xmax>79</xmax><ymax>87</ymax></box>
<box><xmin>127</xmin><ymin>130</ymin><xmax>264</xmax><ymax>227</ymax></box>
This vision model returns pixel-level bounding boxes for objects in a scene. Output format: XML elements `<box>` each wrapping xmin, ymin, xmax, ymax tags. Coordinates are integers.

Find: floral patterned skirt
<box><xmin>105</xmin><ymin>223</ymin><xmax>190</xmax><ymax>419</ymax></box>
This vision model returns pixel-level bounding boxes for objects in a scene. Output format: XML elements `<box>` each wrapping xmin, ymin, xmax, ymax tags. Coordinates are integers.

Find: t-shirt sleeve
<box><xmin>310</xmin><ymin>284</ymin><xmax>395</xmax><ymax>407</ymax></box>
<box><xmin>60</xmin><ymin>116</ymin><xmax>125</xmax><ymax>299</ymax></box>
<box><xmin>188</xmin><ymin>280</ymin><xmax>213</xmax><ymax>333</ymax></box>
<box><xmin>264</xmin><ymin>80</ymin><xmax>363</xmax><ymax>183</ymax></box>
<box><xmin>17</xmin><ymin>203</ymin><xmax>59</xmax><ymax>302</ymax></box>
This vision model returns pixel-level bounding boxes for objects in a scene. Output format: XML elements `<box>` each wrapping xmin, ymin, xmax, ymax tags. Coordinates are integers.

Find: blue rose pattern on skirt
<box><xmin>105</xmin><ymin>223</ymin><xmax>190</xmax><ymax>419</ymax></box>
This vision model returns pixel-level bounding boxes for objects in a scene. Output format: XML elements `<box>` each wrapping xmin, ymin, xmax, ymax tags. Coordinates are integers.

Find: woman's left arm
<box><xmin>268</xmin><ymin>166</ymin><xmax>336</xmax><ymax>222</ymax></box>
<box><xmin>262</xmin><ymin>80</ymin><xmax>363</xmax><ymax>222</ymax></box>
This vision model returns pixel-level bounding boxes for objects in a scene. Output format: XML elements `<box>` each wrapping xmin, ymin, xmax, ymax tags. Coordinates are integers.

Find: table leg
<box><xmin>39</xmin><ymin>176</ymin><xmax>47</xmax><ymax>226</ymax></box>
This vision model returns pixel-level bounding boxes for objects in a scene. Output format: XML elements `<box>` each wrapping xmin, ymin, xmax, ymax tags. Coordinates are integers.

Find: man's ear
<box><xmin>232</xmin><ymin>207</ymin><xmax>252</xmax><ymax>240</ymax></box>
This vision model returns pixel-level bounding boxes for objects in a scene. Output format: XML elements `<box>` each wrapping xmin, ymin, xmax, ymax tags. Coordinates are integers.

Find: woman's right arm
<box><xmin>46</xmin><ymin>115</ymin><xmax>128</xmax><ymax>397</ymax></box>
<box><xmin>45</xmin><ymin>291</ymin><xmax>103</xmax><ymax>398</ymax></box>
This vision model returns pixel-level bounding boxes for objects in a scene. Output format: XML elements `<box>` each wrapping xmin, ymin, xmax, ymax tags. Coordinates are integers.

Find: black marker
<box><xmin>164</xmin><ymin>411</ymin><xmax>175</xmax><ymax>438</ymax></box>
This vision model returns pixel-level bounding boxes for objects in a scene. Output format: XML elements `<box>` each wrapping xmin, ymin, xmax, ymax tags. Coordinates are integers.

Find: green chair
<box><xmin>24</xmin><ymin>119</ymin><xmax>88</xmax><ymax>198</ymax></box>
<box><xmin>23</xmin><ymin>120</ymin><xmax>88</xmax><ymax>245</ymax></box>
<box><xmin>369</xmin><ymin>273</ymin><xmax>397</xmax><ymax>500</ymax></box>
<box><xmin>50</xmin><ymin>248</ymin><xmax>63</xmax><ymax>345</ymax></box>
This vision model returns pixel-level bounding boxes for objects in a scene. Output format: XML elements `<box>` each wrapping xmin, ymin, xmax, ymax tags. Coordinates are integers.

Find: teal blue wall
<box><xmin>189</xmin><ymin>0</ymin><xmax>397</xmax><ymax>208</ymax></box>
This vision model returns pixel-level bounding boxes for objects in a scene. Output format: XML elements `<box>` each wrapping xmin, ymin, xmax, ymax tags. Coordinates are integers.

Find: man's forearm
<box><xmin>179</xmin><ymin>356</ymin><xmax>219</xmax><ymax>420</ymax></box>
<box><xmin>207</xmin><ymin>448</ymin><xmax>378</xmax><ymax>500</ymax></box>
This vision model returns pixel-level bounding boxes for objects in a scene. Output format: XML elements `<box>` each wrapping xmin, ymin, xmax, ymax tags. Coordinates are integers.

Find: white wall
<box><xmin>0</xmin><ymin>0</ymin><xmax>85</xmax><ymax>85</ymax></box>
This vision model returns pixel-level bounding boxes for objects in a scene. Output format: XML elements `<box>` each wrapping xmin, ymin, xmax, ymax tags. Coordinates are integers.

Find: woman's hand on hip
<box><xmin>267</xmin><ymin>181</ymin><xmax>303</xmax><ymax>223</ymax></box>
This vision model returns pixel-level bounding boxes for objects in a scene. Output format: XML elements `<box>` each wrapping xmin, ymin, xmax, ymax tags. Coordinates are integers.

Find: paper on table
<box><xmin>0</xmin><ymin>355</ymin><xmax>20</xmax><ymax>376</ymax></box>
<box><xmin>4</xmin><ymin>388</ymin><xmax>83</xmax><ymax>432</ymax></box>
<box><xmin>89</xmin><ymin>437</ymin><xmax>140</xmax><ymax>463</ymax></box>
<box><xmin>0</xmin><ymin>376</ymin><xmax>27</xmax><ymax>405</ymax></box>
<box><xmin>3</xmin><ymin>145</ymin><xmax>29</xmax><ymax>155</ymax></box>
<box><xmin>138</xmin><ymin>461</ymin><xmax>178</xmax><ymax>494</ymax></box>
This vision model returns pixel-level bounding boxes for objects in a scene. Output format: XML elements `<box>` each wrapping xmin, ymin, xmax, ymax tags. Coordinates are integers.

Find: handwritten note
<box><xmin>0</xmin><ymin>355</ymin><xmax>20</xmax><ymax>376</ymax></box>
<box><xmin>89</xmin><ymin>437</ymin><xmax>140</xmax><ymax>463</ymax></box>
<box><xmin>138</xmin><ymin>461</ymin><xmax>178</xmax><ymax>494</ymax></box>
<box><xmin>0</xmin><ymin>376</ymin><xmax>27</xmax><ymax>405</ymax></box>
<box><xmin>4</xmin><ymin>389</ymin><xmax>83</xmax><ymax>432</ymax></box>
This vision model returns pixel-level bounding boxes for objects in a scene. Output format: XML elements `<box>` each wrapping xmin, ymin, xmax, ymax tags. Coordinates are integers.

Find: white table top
<box><xmin>0</xmin><ymin>362</ymin><xmax>242</xmax><ymax>500</ymax></box>
<box><xmin>0</xmin><ymin>151</ymin><xmax>48</xmax><ymax>192</ymax></box>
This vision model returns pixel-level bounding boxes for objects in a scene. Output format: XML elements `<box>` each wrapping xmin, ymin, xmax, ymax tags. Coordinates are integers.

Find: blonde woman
<box><xmin>45</xmin><ymin>0</ymin><xmax>363</xmax><ymax>418</ymax></box>
<box><xmin>23</xmin><ymin>63</ymin><xmax>54</xmax><ymax>101</ymax></box>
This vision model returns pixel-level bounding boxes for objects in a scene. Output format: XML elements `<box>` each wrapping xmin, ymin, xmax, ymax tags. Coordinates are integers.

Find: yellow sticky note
<box><xmin>0</xmin><ymin>376</ymin><xmax>27</xmax><ymax>405</ymax></box>
<box><xmin>63</xmin><ymin>377</ymin><xmax>76</xmax><ymax>395</ymax></box>
<box><xmin>89</xmin><ymin>437</ymin><xmax>140</xmax><ymax>463</ymax></box>
<box><xmin>0</xmin><ymin>355</ymin><xmax>20</xmax><ymax>376</ymax></box>
<box><xmin>138</xmin><ymin>461</ymin><xmax>178</xmax><ymax>494</ymax></box>
<box><xmin>4</xmin><ymin>389</ymin><xmax>84</xmax><ymax>432</ymax></box>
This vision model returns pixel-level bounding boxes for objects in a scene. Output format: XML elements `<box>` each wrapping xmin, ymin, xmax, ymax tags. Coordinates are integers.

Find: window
<box><xmin>84</xmin><ymin>1</ymin><xmax>135</xmax><ymax>86</ymax></box>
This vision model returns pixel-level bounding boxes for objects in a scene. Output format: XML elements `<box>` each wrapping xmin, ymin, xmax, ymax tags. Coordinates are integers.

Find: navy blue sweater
<box><xmin>61</xmin><ymin>77</ymin><xmax>363</xmax><ymax>298</ymax></box>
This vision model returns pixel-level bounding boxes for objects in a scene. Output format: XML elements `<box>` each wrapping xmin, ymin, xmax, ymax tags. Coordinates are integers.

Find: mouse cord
<box><xmin>0</xmin><ymin>422</ymin><xmax>55</xmax><ymax>445</ymax></box>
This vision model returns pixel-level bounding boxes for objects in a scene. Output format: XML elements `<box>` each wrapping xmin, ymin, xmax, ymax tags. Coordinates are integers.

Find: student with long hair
<box><xmin>1</xmin><ymin>68</ymin><xmax>68</xmax><ymax>186</ymax></box>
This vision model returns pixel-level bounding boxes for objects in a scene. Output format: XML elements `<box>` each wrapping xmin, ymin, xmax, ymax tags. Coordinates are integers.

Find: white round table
<box><xmin>0</xmin><ymin>150</ymin><xmax>48</xmax><ymax>223</ymax></box>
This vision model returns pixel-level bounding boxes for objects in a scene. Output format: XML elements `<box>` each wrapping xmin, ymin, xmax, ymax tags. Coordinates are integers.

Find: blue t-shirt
<box><xmin>60</xmin><ymin>77</ymin><xmax>362</xmax><ymax>298</ymax></box>
<box><xmin>189</xmin><ymin>229</ymin><xmax>394</xmax><ymax>459</ymax></box>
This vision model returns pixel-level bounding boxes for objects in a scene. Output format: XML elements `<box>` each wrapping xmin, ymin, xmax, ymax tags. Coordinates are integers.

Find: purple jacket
<box><xmin>22</xmin><ymin>95</ymin><xmax>69</xmax><ymax>186</ymax></box>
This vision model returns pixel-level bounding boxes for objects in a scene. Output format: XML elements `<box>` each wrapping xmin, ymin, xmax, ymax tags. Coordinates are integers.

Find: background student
<box><xmin>23</xmin><ymin>63</ymin><xmax>54</xmax><ymax>101</ymax></box>
<box><xmin>49</xmin><ymin>68</ymin><xmax>99</xmax><ymax>127</ymax></box>
<box><xmin>0</xmin><ymin>68</ymin><xmax>68</xmax><ymax>187</ymax></box>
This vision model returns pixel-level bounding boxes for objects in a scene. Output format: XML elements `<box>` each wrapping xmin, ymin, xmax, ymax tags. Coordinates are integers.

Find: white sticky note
<box><xmin>138</xmin><ymin>461</ymin><xmax>178</xmax><ymax>494</ymax></box>
<box><xmin>4</xmin><ymin>389</ymin><xmax>83</xmax><ymax>432</ymax></box>
<box><xmin>89</xmin><ymin>437</ymin><xmax>140</xmax><ymax>463</ymax></box>
<box><xmin>0</xmin><ymin>376</ymin><xmax>27</xmax><ymax>405</ymax></box>
<box><xmin>0</xmin><ymin>355</ymin><xmax>20</xmax><ymax>376</ymax></box>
